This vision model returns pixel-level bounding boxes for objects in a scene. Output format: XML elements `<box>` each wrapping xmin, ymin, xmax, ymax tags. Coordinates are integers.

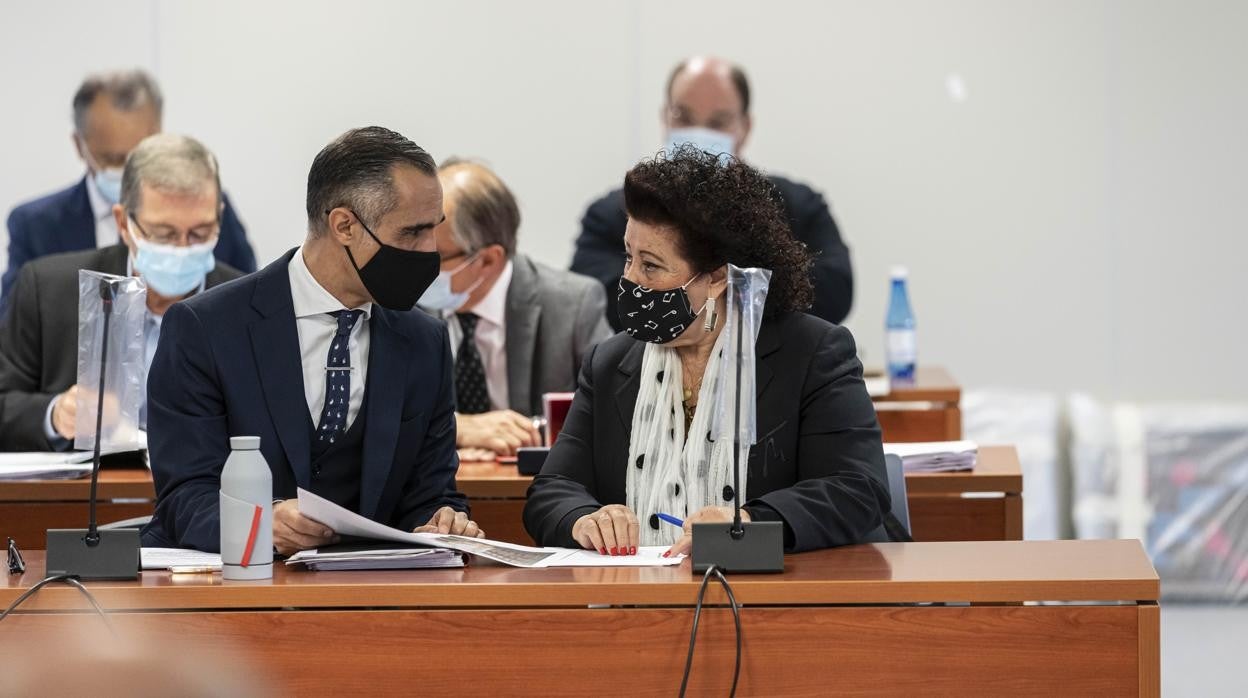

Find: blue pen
<box><xmin>656</xmin><ymin>513</ymin><xmax>684</xmax><ymax>528</ymax></box>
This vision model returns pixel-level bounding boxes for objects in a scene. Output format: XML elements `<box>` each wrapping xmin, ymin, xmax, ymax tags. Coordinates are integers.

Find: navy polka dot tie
<box><xmin>454</xmin><ymin>312</ymin><xmax>490</xmax><ymax>414</ymax></box>
<box><xmin>315</xmin><ymin>310</ymin><xmax>363</xmax><ymax>450</ymax></box>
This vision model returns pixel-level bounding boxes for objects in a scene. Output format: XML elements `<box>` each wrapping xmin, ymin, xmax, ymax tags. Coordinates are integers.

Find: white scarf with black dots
<box><xmin>626</xmin><ymin>330</ymin><xmax>750</xmax><ymax>546</ymax></box>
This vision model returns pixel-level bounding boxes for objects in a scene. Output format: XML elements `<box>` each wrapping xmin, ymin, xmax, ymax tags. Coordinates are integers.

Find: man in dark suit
<box><xmin>0</xmin><ymin>134</ymin><xmax>243</xmax><ymax>451</ymax></box>
<box><xmin>1</xmin><ymin>69</ymin><xmax>255</xmax><ymax>318</ymax></box>
<box><xmin>419</xmin><ymin>160</ymin><xmax>611</xmax><ymax>458</ymax></box>
<box><xmin>143</xmin><ymin>126</ymin><xmax>481</xmax><ymax>555</ymax></box>
<box><xmin>571</xmin><ymin>56</ymin><xmax>854</xmax><ymax>328</ymax></box>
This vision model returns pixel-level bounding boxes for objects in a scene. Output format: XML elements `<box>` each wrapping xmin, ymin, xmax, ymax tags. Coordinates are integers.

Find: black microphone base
<box><xmin>46</xmin><ymin>528</ymin><xmax>140</xmax><ymax>580</ymax></box>
<box><xmin>691</xmin><ymin>521</ymin><xmax>784</xmax><ymax>574</ymax></box>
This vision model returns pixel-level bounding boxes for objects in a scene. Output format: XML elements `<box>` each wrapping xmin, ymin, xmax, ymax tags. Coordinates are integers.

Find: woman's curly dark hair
<box><xmin>623</xmin><ymin>145</ymin><xmax>814</xmax><ymax>317</ymax></box>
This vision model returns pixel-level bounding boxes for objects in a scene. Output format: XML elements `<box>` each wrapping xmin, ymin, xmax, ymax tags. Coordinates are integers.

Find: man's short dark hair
<box><xmin>665</xmin><ymin>59</ymin><xmax>751</xmax><ymax>113</ymax></box>
<box><xmin>306</xmin><ymin>126</ymin><xmax>437</xmax><ymax>235</ymax></box>
<box><xmin>72</xmin><ymin>69</ymin><xmax>163</xmax><ymax>135</ymax></box>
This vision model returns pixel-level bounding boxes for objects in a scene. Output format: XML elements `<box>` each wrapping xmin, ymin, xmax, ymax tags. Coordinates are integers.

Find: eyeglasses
<box><xmin>131</xmin><ymin>217</ymin><xmax>220</xmax><ymax>246</ymax></box>
<box><xmin>7</xmin><ymin>537</ymin><xmax>24</xmax><ymax>575</ymax></box>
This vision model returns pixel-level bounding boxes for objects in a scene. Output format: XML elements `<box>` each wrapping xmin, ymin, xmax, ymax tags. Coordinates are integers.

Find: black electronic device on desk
<box><xmin>516</xmin><ymin>447</ymin><xmax>550</xmax><ymax>476</ymax></box>
<box><xmin>45</xmin><ymin>278</ymin><xmax>140</xmax><ymax>580</ymax></box>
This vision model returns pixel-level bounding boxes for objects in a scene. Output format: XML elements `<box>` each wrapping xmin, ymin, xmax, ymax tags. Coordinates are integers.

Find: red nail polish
<box><xmin>630</xmin><ymin>546</ymin><xmax>637</xmax><ymax>555</ymax></box>
<box><xmin>610</xmin><ymin>547</ymin><xmax>618</xmax><ymax>556</ymax></box>
<box><xmin>662</xmin><ymin>551</ymin><xmax>670</xmax><ymax>558</ymax></box>
<box><xmin>598</xmin><ymin>548</ymin><xmax>606</xmax><ymax>555</ymax></box>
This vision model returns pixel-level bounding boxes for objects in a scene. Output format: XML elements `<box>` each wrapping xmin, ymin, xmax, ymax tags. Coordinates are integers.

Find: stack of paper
<box><xmin>884</xmin><ymin>440</ymin><xmax>978</xmax><ymax>472</ymax></box>
<box><xmin>296</xmin><ymin>488</ymin><xmax>685</xmax><ymax>568</ymax></box>
<box><xmin>286</xmin><ymin>544</ymin><xmax>464</xmax><ymax>571</ymax></box>
<box><xmin>0</xmin><ymin>452</ymin><xmax>94</xmax><ymax>481</ymax></box>
<box><xmin>141</xmin><ymin>548</ymin><xmax>222</xmax><ymax>571</ymax></box>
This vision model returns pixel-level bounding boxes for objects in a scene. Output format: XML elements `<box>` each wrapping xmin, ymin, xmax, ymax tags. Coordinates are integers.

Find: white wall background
<box><xmin>2</xmin><ymin>0</ymin><xmax>1245</xmax><ymax>402</ymax></box>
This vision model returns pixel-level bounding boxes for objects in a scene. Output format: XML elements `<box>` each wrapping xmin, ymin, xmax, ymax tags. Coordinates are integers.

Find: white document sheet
<box><xmin>0</xmin><ymin>452</ymin><xmax>94</xmax><ymax>481</ymax></box>
<box><xmin>296</xmin><ymin>488</ymin><xmax>684</xmax><ymax>568</ymax></box>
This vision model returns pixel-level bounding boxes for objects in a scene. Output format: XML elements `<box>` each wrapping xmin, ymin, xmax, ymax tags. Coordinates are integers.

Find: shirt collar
<box><xmin>84</xmin><ymin>173</ymin><xmax>114</xmax><ymax>223</ymax></box>
<box><xmin>288</xmin><ymin>245</ymin><xmax>373</xmax><ymax>321</ymax></box>
<box><xmin>447</xmin><ymin>259</ymin><xmax>512</xmax><ymax>327</ymax></box>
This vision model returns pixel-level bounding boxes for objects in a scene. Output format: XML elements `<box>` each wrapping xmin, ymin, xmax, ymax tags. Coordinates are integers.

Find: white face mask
<box><xmin>417</xmin><ymin>253</ymin><xmax>483</xmax><ymax>312</ymax></box>
<box><xmin>79</xmin><ymin>136</ymin><xmax>124</xmax><ymax>204</ymax></box>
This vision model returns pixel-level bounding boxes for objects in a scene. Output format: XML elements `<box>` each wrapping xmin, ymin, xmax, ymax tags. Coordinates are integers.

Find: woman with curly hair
<box><xmin>523</xmin><ymin>147</ymin><xmax>895</xmax><ymax>556</ymax></box>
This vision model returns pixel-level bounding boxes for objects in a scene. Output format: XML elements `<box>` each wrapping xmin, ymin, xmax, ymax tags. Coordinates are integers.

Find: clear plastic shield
<box><xmin>74</xmin><ymin>270</ymin><xmax>147</xmax><ymax>452</ymax></box>
<box><xmin>710</xmin><ymin>264</ymin><xmax>771</xmax><ymax>446</ymax></box>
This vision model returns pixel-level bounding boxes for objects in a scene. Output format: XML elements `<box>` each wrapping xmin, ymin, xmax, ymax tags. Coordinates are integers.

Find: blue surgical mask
<box><xmin>130</xmin><ymin>228</ymin><xmax>216</xmax><ymax>297</ymax></box>
<box><xmin>418</xmin><ymin>253</ymin><xmax>483</xmax><ymax>312</ymax></box>
<box><xmin>665</xmin><ymin>127</ymin><xmax>736</xmax><ymax>160</ymax></box>
<box><xmin>92</xmin><ymin>167</ymin><xmax>124</xmax><ymax>205</ymax></box>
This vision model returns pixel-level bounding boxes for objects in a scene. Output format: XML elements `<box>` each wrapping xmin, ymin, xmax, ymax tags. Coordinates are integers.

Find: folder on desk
<box><xmin>884</xmin><ymin>440</ymin><xmax>978</xmax><ymax>472</ymax></box>
<box><xmin>286</xmin><ymin>543</ymin><xmax>465</xmax><ymax>571</ymax></box>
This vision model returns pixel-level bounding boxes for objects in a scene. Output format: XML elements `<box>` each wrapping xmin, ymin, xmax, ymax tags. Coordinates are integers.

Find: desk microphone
<box><xmin>690</xmin><ymin>276</ymin><xmax>783</xmax><ymax>574</ymax></box>
<box><xmin>46</xmin><ymin>277</ymin><xmax>141</xmax><ymax>580</ymax></box>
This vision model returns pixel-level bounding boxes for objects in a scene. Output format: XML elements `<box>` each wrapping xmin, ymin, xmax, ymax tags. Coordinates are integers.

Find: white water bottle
<box><xmin>220</xmin><ymin>436</ymin><xmax>273</xmax><ymax>580</ymax></box>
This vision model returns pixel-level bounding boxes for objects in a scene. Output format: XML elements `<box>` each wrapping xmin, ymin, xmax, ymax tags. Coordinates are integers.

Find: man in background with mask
<box><xmin>0</xmin><ymin>133</ymin><xmax>243</xmax><ymax>451</ymax></box>
<box><xmin>571</xmin><ymin>55</ymin><xmax>854</xmax><ymax>328</ymax></box>
<box><xmin>419</xmin><ymin>160</ymin><xmax>610</xmax><ymax>459</ymax></box>
<box><xmin>1</xmin><ymin>69</ymin><xmax>256</xmax><ymax>318</ymax></box>
<box><xmin>143</xmin><ymin>127</ymin><xmax>482</xmax><ymax>555</ymax></box>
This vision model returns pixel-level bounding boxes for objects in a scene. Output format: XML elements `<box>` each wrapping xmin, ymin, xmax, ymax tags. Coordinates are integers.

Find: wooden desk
<box><xmin>873</xmin><ymin>365</ymin><xmax>963</xmax><ymax>442</ymax></box>
<box><xmin>0</xmin><ymin>467</ymin><xmax>155</xmax><ymax>550</ymax></box>
<box><xmin>458</xmin><ymin>445</ymin><xmax>1024</xmax><ymax>546</ymax></box>
<box><xmin>0</xmin><ymin>540</ymin><xmax>1159</xmax><ymax>696</ymax></box>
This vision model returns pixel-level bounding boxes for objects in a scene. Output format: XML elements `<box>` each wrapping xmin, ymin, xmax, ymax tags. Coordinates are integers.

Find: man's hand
<box><xmin>414</xmin><ymin>507</ymin><xmax>484</xmax><ymax>538</ymax></box>
<box><xmin>51</xmin><ymin>385</ymin><xmax>80</xmax><ymax>440</ymax></box>
<box><xmin>273</xmin><ymin>499</ymin><xmax>338</xmax><ymax>556</ymax></box>
<box><xmin>456</xmin><ymin>410</ymin><xmax>541</xmax><ymax>456</ymax></box>
<box><xmin>664</xmin><ymin>506</ymin><xmax>750</xmax><ymax>557</ymax></box>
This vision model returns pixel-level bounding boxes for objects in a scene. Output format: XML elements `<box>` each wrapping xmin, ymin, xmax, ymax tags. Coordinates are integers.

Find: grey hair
<box><xmin>438</xmin><ymin>158</ymin><xmax>519</xmax><ymax>257</ymax></box>
<box><xmin>72</xmin><ymin>69</ymin><xmax>164</xmax><ymax>135</ymax></box>
<box><xmin>120</xmin><ymin>134</ymin><xmax>222</xmax><ymax>215</ymax></box>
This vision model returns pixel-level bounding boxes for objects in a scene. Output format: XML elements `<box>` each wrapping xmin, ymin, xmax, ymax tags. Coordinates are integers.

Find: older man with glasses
<box><xmin>0</xmin><ymin>133</ymin><xmax>243</xmax><ymax>451</ymax></box>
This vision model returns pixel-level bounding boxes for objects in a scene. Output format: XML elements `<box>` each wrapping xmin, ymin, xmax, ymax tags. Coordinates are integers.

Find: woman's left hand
<box><xmin>664</xmin><ymin>506</ymin><xmax>751</xmax><ymax>557</ymax></box>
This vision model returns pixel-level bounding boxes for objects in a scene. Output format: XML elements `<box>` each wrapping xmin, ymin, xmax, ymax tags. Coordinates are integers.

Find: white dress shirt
<box><xmin>445</xmin><ymin>261</ymin><xmax>513</xmax><ymax>412</ymax></box>
<box><xmin>84</xmin><ymin>174</ymin><xmax>120</xmax><ymax>248</ymax></box>
<box><xmin>288</xmin><ymin>246</ymin><xmax>372</xmax><ymax>430</ymax></box>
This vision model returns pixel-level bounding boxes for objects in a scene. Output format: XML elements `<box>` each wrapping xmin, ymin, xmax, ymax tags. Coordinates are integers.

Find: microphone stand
<box><xmin>691</xmin><ymin>278</ymin><xmax>784</xmax><ymax>574</ymax></box>
<box><xmin>46</xmin><ymin>278</ymin><xmax>140</xmax><ymax>580</ymax></box>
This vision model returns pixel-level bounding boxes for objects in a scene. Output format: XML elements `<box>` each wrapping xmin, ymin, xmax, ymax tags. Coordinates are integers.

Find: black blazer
<box><xmin>142</xmin><ymin>249</ymin><xmax>467</xmax><ymax>552</ymax></box>
<box><xmin>570</xmin><ymin>175</ymin><xmax>854</xmax><ymax>329</ymax></box>
<box><xmin>523</xmin><ymin>312</ymin><xmax>892</xmax><ymax>552</ymax></box>
<box><xmin>0</xmin><ymin>244</ymin><xmax>241</xmax><ymax>451</ymax></box>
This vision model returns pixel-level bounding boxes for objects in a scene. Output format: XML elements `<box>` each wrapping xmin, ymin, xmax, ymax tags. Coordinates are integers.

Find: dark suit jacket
<box><xmin>142</xmin><ymin>249</ymin><xmax>466</xmax><ymax>552</ymax></box>
<box><xmin>0</xmin><ymin>245</ymin><xmax>241</xmax><ymax>451</ymax></box>
<box><xmin>2</xmin><ymin>176</ymin><xmax>256</xmax><ymax>316</ymax></box>
<box><xmin>523</xmin><ymin>311</ymin><xmax>892</xmax><ymax>553</ymax></box>
<box><xmin>570</xmin><ymin>174</ymin><xmax>854</xmax><ymax>329</ymax></box>
<box><xmin>502</xmin><ymin>254</ymin><xmax>611</xmax><ymax>416</ymax></box>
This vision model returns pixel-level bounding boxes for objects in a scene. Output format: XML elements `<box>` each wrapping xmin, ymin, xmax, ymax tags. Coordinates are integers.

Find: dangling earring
<box><xmin>702</xmin><ymin>296</ymin><xmax>718</xmax><ymax>332</ymax></box>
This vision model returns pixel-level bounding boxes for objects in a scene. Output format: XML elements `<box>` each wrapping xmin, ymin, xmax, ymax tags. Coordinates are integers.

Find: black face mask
<box><xmin>339</xmin><ymin>211</ymin><xmax>441</xmax><ymax>311</ymax></box>
<box><xmin>616</xmin><ymin>274</ymin><xmax>701</xmax><ymax>344</ymax></box>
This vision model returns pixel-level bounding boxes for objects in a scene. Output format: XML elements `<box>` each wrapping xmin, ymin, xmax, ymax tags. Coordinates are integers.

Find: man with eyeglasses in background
<box><xmin>0</xmin><ymin>133</ymin><xmax>243</xmax><ymax>451</ymax></box>
<box><xmin>0</xmin><ymin>69</ymin><xmax>255</xmax><ymax>319</ymax></box>
<box><xmin>572</xmin><ymin>55</ymin><xmax>855</xmax><ymax>328</ymax></box>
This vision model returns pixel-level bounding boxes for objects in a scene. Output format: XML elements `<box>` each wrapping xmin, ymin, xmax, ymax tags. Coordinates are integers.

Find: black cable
<box><xmin>679</xmin><ymin>565</ymin><xmax>718</xmax><ymax>697</ymax></box>
<box><xmin>63</xmin><ymin>576</ymin><xmax>116</xmax><ymax>637</ymax></box>
<box><xmin>0</xmin><ymin>573</ymin><xmax>116</xmax><ymax>637</ymax></box>
<box><xmin>712</xmin><ymin>568</ymin><xmax>743</xmax><ymax>697</ymax></box>
<box><xmin>0</xmin><ymin>574</ymin><xmax>73</xmax><ymax>622</ymax></box>
<box><xmin>679</xmin><ymin>565</ymin><xmax>744</xmax><ymax>698</ymax></box>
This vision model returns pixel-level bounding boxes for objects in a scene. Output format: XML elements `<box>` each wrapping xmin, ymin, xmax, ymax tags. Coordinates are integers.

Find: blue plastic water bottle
<box><xmin>885</xmin><ymin>266</ymin><xmax>916</xmax><ymax>381</ymax></box>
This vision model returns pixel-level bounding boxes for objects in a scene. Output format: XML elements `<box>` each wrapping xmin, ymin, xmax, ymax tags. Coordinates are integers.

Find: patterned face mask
<box><xmin>616</xmin><ymin>274</ymin><xmax>700</xmax><ymax>344</ymax></box>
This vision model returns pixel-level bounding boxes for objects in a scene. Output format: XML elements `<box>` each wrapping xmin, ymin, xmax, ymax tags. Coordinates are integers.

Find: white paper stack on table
<box><xmin>0</xmin><ymin>452</ymin><xmax>94</xmax><ymax>480</ymax></box>
<box><xmin>884</xmin><ymin>440</ymin><xmax>978</xmax><ymax>473</ymax></box>
<box><xmin>296</xmin><ymin>488</ymin><xmax>684</xmax><ymax>569</ymax></box>
<box><xmin>287</xmin><ymin>544</ymin><xmax>465</xmax><ymax>571</ymax></box>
